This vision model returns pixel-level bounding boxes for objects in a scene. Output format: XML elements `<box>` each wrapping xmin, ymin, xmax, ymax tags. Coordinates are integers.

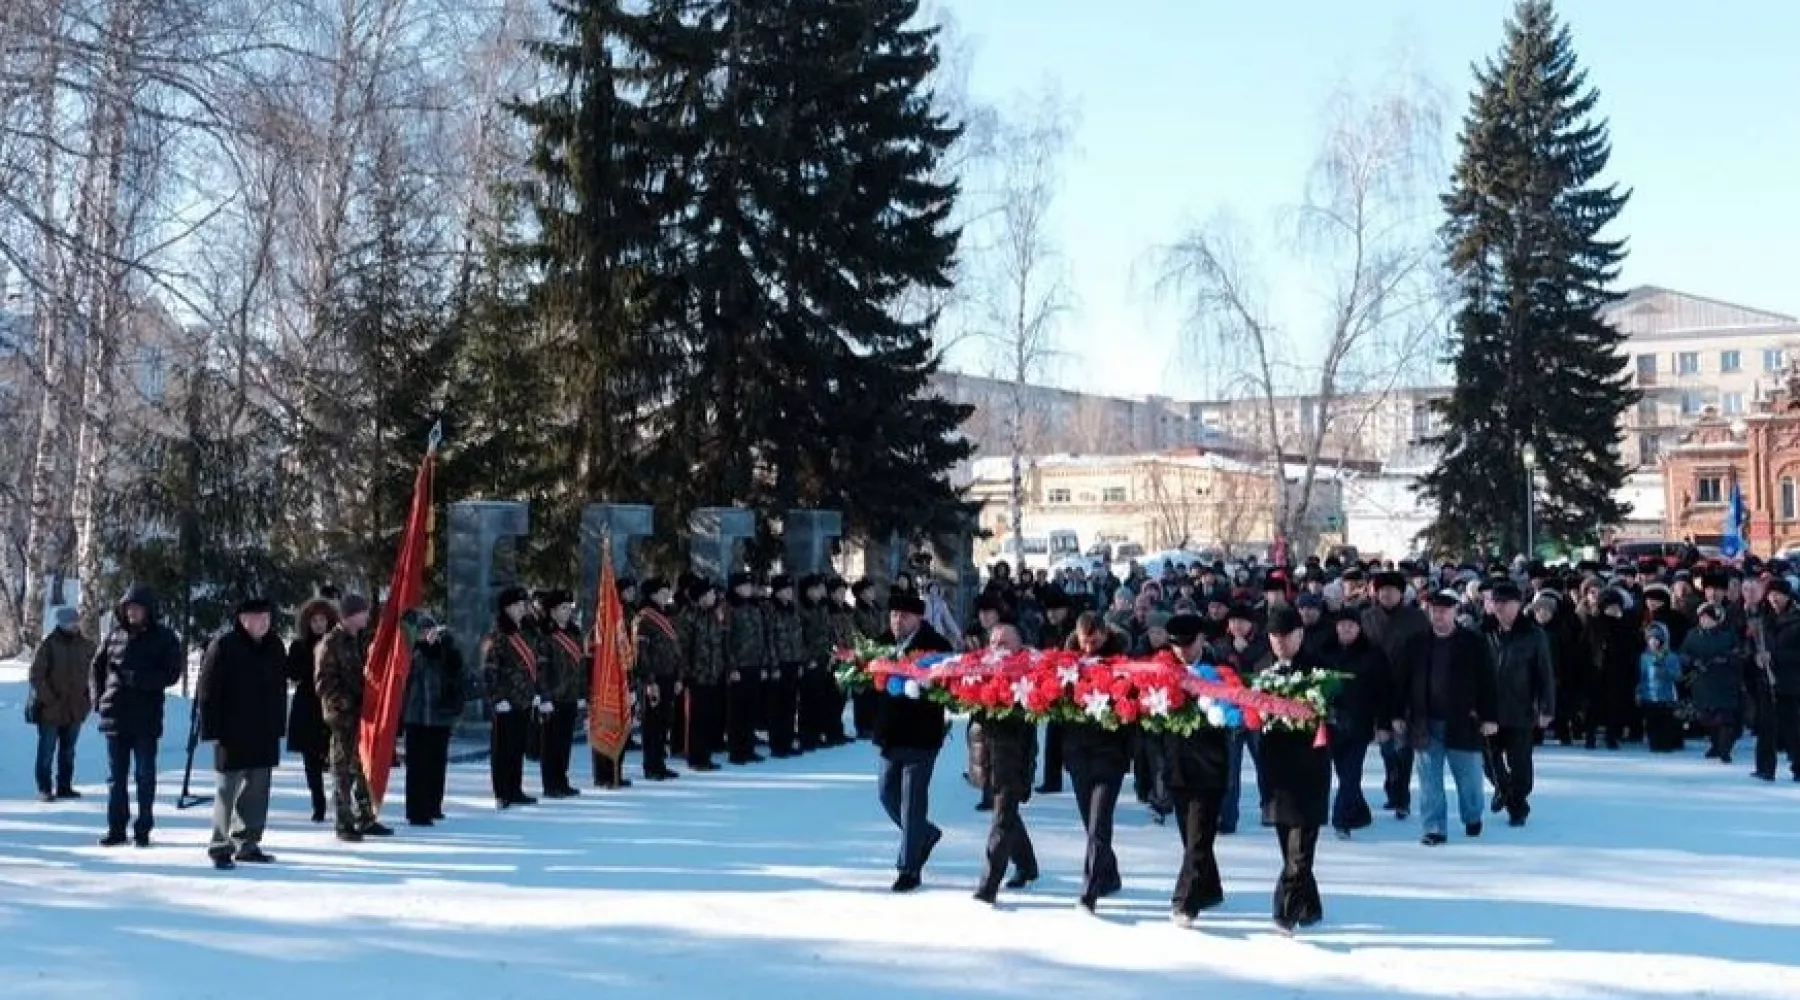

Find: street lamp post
<box><xmin>1522</xmin><ymin>443</ymin><xmax>1538</xmax><ymax>558</ymax></box>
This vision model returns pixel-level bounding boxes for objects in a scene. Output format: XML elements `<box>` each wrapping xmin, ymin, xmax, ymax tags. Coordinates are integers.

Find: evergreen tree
<box><xmin>1418</xmin><ymin>0</ymin><xmax>1633</xmax><ymax>555</ymax></box>
<box><xmin>658</xmin><ymin>0</ymin><xmax>974</xmax><ymax>557</ymax></box>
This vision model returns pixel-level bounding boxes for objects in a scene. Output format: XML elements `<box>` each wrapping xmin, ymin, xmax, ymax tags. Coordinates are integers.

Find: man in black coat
<box><xmin>969</xmin><ymin>624</ymin><xmax>1039</xmax><ymax>904</ymax></box>
<box><xmin>874</xmin><ymin>592</ymin><xmax>953</xmax><ymax>893</ymax></box>
<box><xmin>1484</xmin><ymin>582</ymin><xmax>1556</xmax><ymax>825</ymax></box>
<box><xmin>197</xmin><ymin>597</ymin><xmax>289</xmax><ymax>869</ymax></box>
<box><xmin>1257</xmin><ymin>606</ymin><xmax>1333</xmax><ymax>933</ymax></box>
<box><xmin>1362</xmin><ymin>571</ymin><xmax>1428</xmax><ymax>819</ymax></box>
<box><xmin>1162</xmin><ymin>613</ymin><xmax>1232</xmax><ymax>927</ymax></box>
<box><xmin>91</xmin><ymin>585</ymin><xmax>185</xmax><ymax>848</ymax></box>
<box><xmin>1034</xmin><ymin>588</ymin><xmax>1074</xmax><ymax>794</ymax></box>
<box><xmin>1394</xmin><ymin>590</ymin><xmax>1499</xmax><ymax>846</ymax></box>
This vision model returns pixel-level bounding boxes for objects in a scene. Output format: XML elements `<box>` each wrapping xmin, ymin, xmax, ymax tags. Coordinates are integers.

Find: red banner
<box><xmin>357</xmin><ymin>430</ymin><xmax>437</xmax><ymax>812</ymax></box>
<box><xmin>587</xmin><ymin>535</ymin><xmax>634</xmax><ymax>780</ymax></box>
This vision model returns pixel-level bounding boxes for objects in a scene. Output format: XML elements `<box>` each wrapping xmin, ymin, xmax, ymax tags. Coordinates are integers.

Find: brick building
<box><xmin>1662</xmin><ymin>363</ymin><xmax>1800</xmax><ymax>554</ymax></box>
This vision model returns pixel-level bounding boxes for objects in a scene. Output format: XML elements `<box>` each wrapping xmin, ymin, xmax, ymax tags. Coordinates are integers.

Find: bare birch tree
<box><xmin>1157</xmin><ymin>81</ymin><xmax>1444</xmax><ymax>553</ymax></box>
<box><xmin>972</xmin><ymin>85</ymin><xmax>1075</xmax><ymax>560</ymax></box>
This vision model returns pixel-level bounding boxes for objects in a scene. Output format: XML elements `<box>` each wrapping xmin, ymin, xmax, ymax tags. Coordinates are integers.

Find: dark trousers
<box><xmin>1754</xmin><ymin>693</ymin><xmax>1800</xmax><ymax>777</ymax></box>
<box><xmin>765</xmin><ymin>662</ymin><xmax>800</xmax><ymax>755</ymax></box>
<box><xmin>535</xmin><ymin>702</ymin><xmax>576</xmax><ymax>792</ymax></box>
<box><xmin>685</xmin><ymin>683</ymin><xmax>723</xmax><ymax>766</ymax></box>
<box><xmin>668</xmin><ymin>688</ymin><xmax>687</xmax><ymax>757</ymax></box>
<box><xmin>1484</xmin><ymin>725</ymin><xmax>1537</xmax><ymax>817</ymax></box>
<box><xmin>300</xmin><ymin>750</ymin><xmax>327</xmax><ymax>819</ymax></box>
<box><xmin>404</xmin><ymin>725</ymin><xmax>451</xmax><ymax>822</ymax></box>
<box><xmin>1221</xmin><ymin>729</ymin><xmax>1262</xmax><ymax>831</ymax></box>
<box><xmin>877</xmin><ymin>747</ymin><xmax>941</xmax><ymax>876</ymax></box>
<box><xmin>1380</xmin><ymin>738</ymin><xmax>1414</xmax><ymax>812</ymax></box>
<box><xmin>34</xmin><ymin>722</ymin><xmax>79</xmax><ymax>794</ymax></box>
<box><xmin>641</xmin><ymin>679</ymin><xmax>674</xmax><ymax>775</ymax></box>
<box><xmin>726</xmin><ymin>675</ymin><xmax>759</xmax><ymax>762</ymax></box>
<box><xmin>1038</xmin><ymin>723</ymin><xmax>1064</xmax><ymax>791</ymax></box>
<box><xmin>105</xmin><ymin>732</ymin><xmax>158</xmax><ymax>838</ymax></box>
<box><xmin>1272</xmin><ymin>823</ymin><xmax>1323</xmax><ymax>929</ymax></box>
<box><xmin>490</xmin><ymin>709</ymin><xmax>528</xmax><ymax>802</ymax></box>
<box><xmin>1328</xmin><ymin>732</ymin><xmax>1373</xmax><ymax>831</ymax></box>
<box><xmin>852</xmin><ymin>689</ymin><xmax>879</xmax><ymax>739</ymax></box>
<box><xmin>1703</xmin><ymin>708</ymin><xmax>1742</xmax><ymax>759</ymax></box>
<box><xmin>1172</xmin><ymin>788</ymin><xmax>1225</xmax><ymax>916</ymax></box>
<box><xmin>797</xmin><ymin>663</ymin><xmax>835</xmax><ymax>749</ymax></box>
<box><xmin>977</xmin><ymin>786</ymin><xmax>1038</xmax><ymax>896</ymax></box>
<box><xmin>1642</xmin><ymin>705</ymin><xmax>1684</xmax><ymax>753</ymax></box>
<box><xmin>1067</xmin><ymin>760</ymin><xmax>1123</xmax><ymax>902</ymax></box>
<box><xmin>1134</xmin><ymin>737</ymin><xmax>1173</xmax><ymax>814</ymax></box>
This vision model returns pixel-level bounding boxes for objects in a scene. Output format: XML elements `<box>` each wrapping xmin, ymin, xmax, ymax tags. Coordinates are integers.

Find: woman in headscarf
<box><xmin>286</xmin><ymin>597</ymin><xmax>338</xmax><ymax>823</ymax></box>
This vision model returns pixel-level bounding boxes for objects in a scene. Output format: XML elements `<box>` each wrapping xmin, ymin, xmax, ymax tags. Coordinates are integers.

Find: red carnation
<box><xmin>1115</xmin><ymin>696</ymin><xmax>1141</xmax><ymax>724</ymax></box>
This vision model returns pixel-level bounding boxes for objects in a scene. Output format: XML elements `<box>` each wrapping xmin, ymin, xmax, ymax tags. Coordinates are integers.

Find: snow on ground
<box><xmin>1</xmin><ymin>663</ymin><xmax>1798</xmax><ymax>999</ymax></box>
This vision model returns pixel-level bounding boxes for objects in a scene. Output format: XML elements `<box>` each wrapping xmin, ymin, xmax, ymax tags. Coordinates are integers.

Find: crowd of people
<box><xmin>19</xmin><ymin>546</ymin><xmax>1799</xmax><ymax>931</ymax></box>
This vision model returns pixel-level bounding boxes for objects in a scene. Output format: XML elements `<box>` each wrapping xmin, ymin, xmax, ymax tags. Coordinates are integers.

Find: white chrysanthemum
<box><xmin>1080</xmin><ymin>690</ymin><xmax>1111</xmax><ymax>718</ymax></box>
<box><xmin>1057</xmin><ymin>666</ymin><xmax>1081</xmax><ymax>686</ymax></box>
<box><xmin>1011</xmin><ymin>678</ymin><xmax>1034</xmax><ymax>706</ymax></box>
<box><xmin>1198</xmin><ymin>696</ymin><xmax>1217</xmax><ymax>713</ymax></box>
<box><xmin>903</xmin><ymin>679</ymin><xmax>921</xmax><ymax>699</ymax></box>
<box><xmin>1142</xmin><ymin>687</ymin><xmax>1173</xmax><ymax>717</ymax></box>
<box><xmin>962</xmin><ymin>675</ymin><xmax>980</xmax><ymax>688</ymax></box>
<box><xmin>1206</xmin><ymin>706</ymin><xmax>1227</xmax><ymax>728</ymax></box>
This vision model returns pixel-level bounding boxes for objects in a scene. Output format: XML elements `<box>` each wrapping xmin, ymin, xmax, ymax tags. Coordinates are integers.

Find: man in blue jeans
<box><xmin>90</xmin><ymin>586</ymin><xmax>185</xmax><ymax>848</ymax></box>
<box><xmin>1392</xmin><ymin>589</ymin><xmax>1497</xmax><ymax>847</ymax></box>
<box><xmin>872</xmin><ymin>592</ymin><xmax>953</xmax><ymax>892</ymax></box>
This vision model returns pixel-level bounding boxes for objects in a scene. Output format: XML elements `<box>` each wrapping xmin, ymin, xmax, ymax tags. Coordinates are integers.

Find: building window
<box><xmin>1722</xmin><ymin>391</ymin><xmax>1745</xmax><ymax>415</ymax></box>
<box><xmin>1102</xmin><ymin>486</ymin><xmax>1127</xmax><ymax>503</ymax></box>
<box><xmin>1721</xmin><ymin>349</ymin><xmax>1741</xmax><ymax>374</ymax></box>
<box><xmin>1784</xmin><ymin>478</ymin><xmax>1797</xmax><ymax>522</ymax></box>
<box><xmin>1677</xmin><ymin>352</ymin><xmax>1699</xmax><ymax>375</ymax></box>
<box><xmin>1638</xmin><ymin>435</ymin><xmax>1660</xmax><ymax>466</ymax></box>
<box><xmin>1047</xmin><ymin>488</ymin><xmax>1071</xmax><ymax>504</ymax></box>
<box><xmin>1636</xmin><ymin>399</ymin><xmax>1658</xmax><ymax>425</ymax></box>
<box><xmin>1679</xmin><ymin>391</ymin><xmax>1703</xmax><ymax>416</ymax></box>
<box><xmin>1636</xmin><ymin>354</ymin><xmax>1656</xmax><ymax>377</ymax></box>
<box><xmin>1696</xmin><ymin>477</ymin><xmax>1723</xmax><ymax>505</ymax></box>
<box><xmin>1766</xmin><ymin>347</ymin><xmax>1786</xmax><ymax>373</ymax></box>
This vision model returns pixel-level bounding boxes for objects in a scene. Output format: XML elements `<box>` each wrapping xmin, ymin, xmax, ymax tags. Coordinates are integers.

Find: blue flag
<box><xmin>1721</xmin><ymin>481</ymin><xmax>1748</xmax><ymax>559</ymax></box>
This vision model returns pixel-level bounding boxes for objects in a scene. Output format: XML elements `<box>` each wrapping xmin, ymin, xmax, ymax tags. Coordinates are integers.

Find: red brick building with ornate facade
<box><xmin>1663</xmin><ymin>366</ymin><xmax>1800</xmax><ymax>553</ymax></box>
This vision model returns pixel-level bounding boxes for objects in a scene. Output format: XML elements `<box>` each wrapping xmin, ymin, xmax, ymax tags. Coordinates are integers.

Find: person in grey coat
<box><xmin>1483</xmin><ymin>582</ymin><xmax>1555</xmax><ymax>826</ymax></box>
<box><xmin>1680</xmin><ymin>603</ymin><xmax>1743</xmax><ymax>764</ymax></box>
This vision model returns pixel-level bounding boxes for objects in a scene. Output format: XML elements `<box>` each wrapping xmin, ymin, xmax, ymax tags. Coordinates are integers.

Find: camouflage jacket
<box><xmin>726</xmin><ymin>599</ymin><xmax>770</xmax><ymax>670</ymax></box>
<box><xmin>481</xmin><ymin>624</ymin><xmax>540</xmax><ymax>706</ymax></box>
<box><xmin>314</xmin><ymin>625</ymin><xmax>367</xmax><ymax>726</ymax></box>
<box><xmin>634</xmin><ymin>607</ymin><xmax>683</xmax><ymax>682</ymax></box>
<box><xmin>540</xmin><ymin>623</ymin><xmax>589</xmax><ymax>703</ymax></box>
<box><xmin>680</xmin><ymin>607</ymin><xmax>726</xmax><ymax>685</ymax></box>
<box><xmin>853</xmin><ymin>602</ymin><xmax>886</xmax><ymax>643</ymax></box>
<box><xmin>800</xmin><ymin>601</ymin><xmax>834</xmax><ymax>662</ymax></box>
<box><xmin>766</xmin><ymin>600</ymin><xmax>806</xmax><ymax>664</ymax></box>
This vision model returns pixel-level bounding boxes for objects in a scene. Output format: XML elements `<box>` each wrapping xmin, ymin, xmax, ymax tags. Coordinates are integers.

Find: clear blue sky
<box><xmin>940</xmin><ymin>0</ymin><xmax>1800</xmax><ymax>400</ymax></box>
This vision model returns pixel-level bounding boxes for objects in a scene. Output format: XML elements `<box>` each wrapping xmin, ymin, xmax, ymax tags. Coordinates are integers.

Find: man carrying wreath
<box><xmin>873</xmin><ymin>591</ymin><xmax>954</xmax><ymax>892</ymax></box>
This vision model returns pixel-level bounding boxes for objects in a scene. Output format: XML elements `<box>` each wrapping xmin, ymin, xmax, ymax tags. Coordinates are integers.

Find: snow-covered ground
<box><xmin>1</xmin><ymin>660</ymin><xmax>1799</xmax><ymax>999</ymax></box>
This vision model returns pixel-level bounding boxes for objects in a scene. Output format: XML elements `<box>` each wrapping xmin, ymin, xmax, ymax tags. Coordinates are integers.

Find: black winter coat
<box><xmin>967</xmin><ymin>714</ymin><xmax>1036</xmax><ymax>797</ymax></box>
<box><xmin>198</xmin><ymin>625</ymin><xmax>288</xmax><ymax>771</ymax></box>
<box><xmin>1586</xmin><ymin>612</ymin><xmax>1643</xmax><ymax>717</ymax></box>
<box><xmin>871</xmin><ymin>623</ymin><xmax>953</xmax><ymax>753</ymax></box>
<box><xmin>1254</xmin><ymin>651</ymin><xmax>1332</xmax><ymax>827</ymax></box>
<box><xmin>285</xmin><ymin>632</ymin><xmax>329</xmax><ymax>755</ymax></box>
<box><xmin>1486</xmin><ymin>615</ymin><xmax>1557</xmax><ymax>729</ymax></box>
<box><xmin>1164</xmin><ymin>726</ymin><xmax>1231</xmax><ymax>794</ymax></box>
<box><xmin>1765</xmin><ymin>604</ymin><xmax>1800</xmax><ymax>697</ymax></box>
<box><xmin>90</xmin><ymin>586</ymin><xmax>185</xmax><ymax>739</ymax></box>
<box><xmin>1396</xmin><ymin>626</ymin><xmax>1498</xmax><ymax>752</ymax></box>
<box><xmin>1321</xmin><ymin>633</ymin><xmax>1390</xmax><ymax>743</ymax></box>
<box><xmin>1063</xmin><ymin>630</ymin><xmax>1135</xmax><ymax>781</ymax></box>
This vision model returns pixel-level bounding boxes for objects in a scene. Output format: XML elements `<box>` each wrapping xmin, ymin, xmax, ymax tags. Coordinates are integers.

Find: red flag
<box><xmin>588</xmin><ymin>534</ymin><xmax>634</xmax><ymax>781</ymax></box>
<box><xmin>358</xmin><ymin>424</ymin><xmax>439</xmax><ymax>812</ymax></box>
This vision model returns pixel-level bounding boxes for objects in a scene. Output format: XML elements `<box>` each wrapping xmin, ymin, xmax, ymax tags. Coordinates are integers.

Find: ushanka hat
<box><xmin>887</xmin><ymin>592</ymin><xmax>925</xmax><ymax>615</ymax></box>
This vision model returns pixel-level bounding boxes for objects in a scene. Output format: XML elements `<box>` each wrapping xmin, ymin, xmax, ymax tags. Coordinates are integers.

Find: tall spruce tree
<box><xmin>657</xmin><ymin>0</ymin><xmax>973</xmax><ymax>557</ymax></box>
<box><xmin>1418</xmin><ymin>0</ymin><xmax>1633</xmax><ymax>555</ymax></box>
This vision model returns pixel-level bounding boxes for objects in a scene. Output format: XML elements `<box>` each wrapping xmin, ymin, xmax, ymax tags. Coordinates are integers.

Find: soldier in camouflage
<box><xmin>765</xmin><ymin>574</ymin><xmax>807</xmax><ymax>758</ymax></box>
<box><xmin>797</xmin><ymin>575</ymin><xmax>838</xmax><ymax>751</ymax></box>
<box><xmin>679</xmin><ymin>578</ymin><xmax>726</xmax><ymax>771</ymax></box>
<box><xmin>537</xmin><ymin>590</ymin><xmax>588</xmax><ymax>798</ymax></box>
<box><xmin>314</xmin><ymin>594</ymin><xmax>391</xmax><ymax>842</ymax></box>
<box><xmin>724</xmin><ymin>573</ymin><xmax>769</xmax><ymax>765</ymax></box>
<box><xmin>633</xmin><ymin>578</ymin><xmax>683</xmax><ymax>781</ymax></box>
<box><xmin>482</xmin><ymin>586</ymin><xmax>541</xmax><ymax>808</ymax></box>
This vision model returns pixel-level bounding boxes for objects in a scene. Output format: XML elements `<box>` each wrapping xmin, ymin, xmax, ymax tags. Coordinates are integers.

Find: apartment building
<box><xmin>1606</xmin><ymin>285</ymin><xmax>1800</xmax><ymax>469</ymax></box>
